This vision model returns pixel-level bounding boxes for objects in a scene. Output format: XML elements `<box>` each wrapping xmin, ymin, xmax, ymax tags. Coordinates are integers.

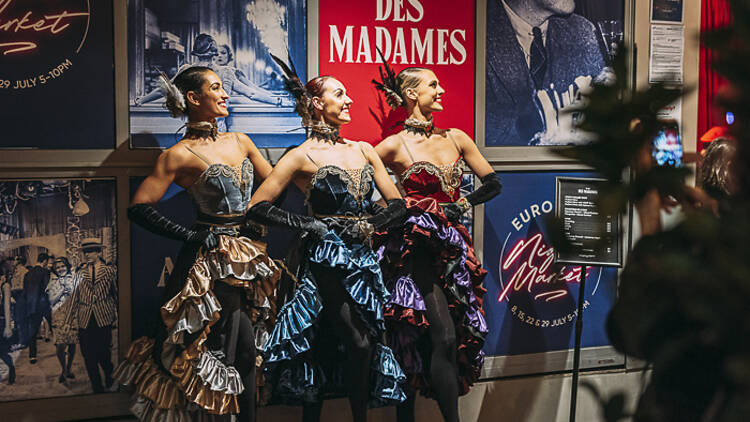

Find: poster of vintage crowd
<box><xmin>0</xmin><ymin>179</ymin><xmax>118</xmax><ymax>401</ymax></box>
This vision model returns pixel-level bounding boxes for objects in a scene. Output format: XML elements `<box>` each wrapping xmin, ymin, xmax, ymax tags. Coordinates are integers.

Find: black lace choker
<box><xmin>403</xmin><ymin>118</ymin><xmax>434</xmax><ymax>136</ymax></box>
<box><xmin>309</xmin><ymin>121</ymin><xmax>341</xmax><ymax>143</ymax></box>
<box><xmin>185</xmin><ymin>121</ymin><xmax>218</xmax><ymax>140</ymax></box>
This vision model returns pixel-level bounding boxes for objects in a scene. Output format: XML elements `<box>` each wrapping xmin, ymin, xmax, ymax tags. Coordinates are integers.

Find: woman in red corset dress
<box><xmin>372</xmin><ymin>66</ymin><xmax>502</xmax><ymax>422</ymax></box>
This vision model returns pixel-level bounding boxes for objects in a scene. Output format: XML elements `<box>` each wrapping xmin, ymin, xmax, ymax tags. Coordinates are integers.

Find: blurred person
<box><xmin>699</xmin><ymin>137</ymin><xmax>737</xmax><ymax>208</ymax></box>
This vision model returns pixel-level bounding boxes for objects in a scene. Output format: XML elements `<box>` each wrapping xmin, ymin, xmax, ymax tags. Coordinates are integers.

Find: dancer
<box><xmin>23</xmin><ymin>252</ymin><xmax>53</xmax><ymax>364</ymax></box>
<box><xmin>372</xmin><ymin>63</ymin><xmax>502</xmax><ymax>422</ymax></box>
<box><xmin>47</xmin><ymin>257</ymin><xmax>79</xmax><ymax>383</ymax></box>
<box><xmin>68</xmin><ymin>239</ymin><xmax>117</xmax><ymax>393</ymax></box>
<box><xmin>0</xmin><ymin>258</ymin><xmax>17</xmax><ymax>384</ymax></box>
<box><xmin>114</xmin><ymin>66</ymin><xmax>280</xmax><ymax>422</ymax></box>
<box><xmin>247</xmin><ymin>56</ymin><xmax>407</xmax><ymax>422</ymax></box>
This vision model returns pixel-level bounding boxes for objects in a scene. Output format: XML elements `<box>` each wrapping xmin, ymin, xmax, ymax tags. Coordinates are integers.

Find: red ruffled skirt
<box><xmin>373</xmin><ymin>197</ymin><xmax>487</xmax><ymax>397</ymax></box>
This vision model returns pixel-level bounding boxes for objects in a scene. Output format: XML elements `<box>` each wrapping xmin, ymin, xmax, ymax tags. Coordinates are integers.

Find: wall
<box><xmin>0</xmin><ymin>0</ymin><xmax>701</xmax><ymax>420</ymax></box>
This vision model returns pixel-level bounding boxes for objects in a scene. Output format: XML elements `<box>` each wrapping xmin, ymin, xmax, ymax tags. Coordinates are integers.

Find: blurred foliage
<box><xmin>552</xmin><ymin>1</ymin><xmax>750</xmax><ymax>421</ymax></box>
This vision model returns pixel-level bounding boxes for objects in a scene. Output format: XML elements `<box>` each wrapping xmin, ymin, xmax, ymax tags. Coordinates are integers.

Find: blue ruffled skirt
<box><xmin>263</xmin><ymin>231</ymin><xmax>406</xmax><ymax>406</ymax></box>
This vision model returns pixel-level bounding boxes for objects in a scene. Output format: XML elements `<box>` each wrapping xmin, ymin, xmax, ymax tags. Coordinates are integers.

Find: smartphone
<box><xmin>652</xmin><ymin>121</ymin><xmax>683</xmax><ymax>167</ymax></box>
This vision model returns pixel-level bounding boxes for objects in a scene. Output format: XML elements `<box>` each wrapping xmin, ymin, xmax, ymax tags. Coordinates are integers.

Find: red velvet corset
<box><xmin>399</xmin><ymin>158</ymin><xmax>463</xmax><ymax>203</ymax></box>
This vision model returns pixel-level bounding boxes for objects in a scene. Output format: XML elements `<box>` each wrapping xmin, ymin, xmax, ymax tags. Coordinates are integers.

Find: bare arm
<box><xmin>452</xmin><ymin>129</ymin><xmax>494</xmax><ymax>178</ymax></box>
<box><xmin>238</xmin><ymin>133</ymin><xmax>273</xmax><ymax>181</ymax></box>
<box><xmin>131</xmin><ymin>148</ymin><xmax>184</xmax><ymax>205</ymax></box>
<box><xmin>363</xmin><ymin>142</ymin><xmax>401</xmax><ymax>200</ymax></box>
<box><xmin>373</xmin><ymin>136</ymin><xmax>400</xmax><ymax>169</ymax></box>
<box><xmin>248</xmin><ymin>149</ymin><xmax>305</xmax><ymax>207</ymax></box>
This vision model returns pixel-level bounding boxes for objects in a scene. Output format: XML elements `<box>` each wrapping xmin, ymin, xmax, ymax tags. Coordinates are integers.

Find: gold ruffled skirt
<box><xmin>114</xmin><ymin>235</ymin><xmax>280</xmax><ymax>419</ymax></box>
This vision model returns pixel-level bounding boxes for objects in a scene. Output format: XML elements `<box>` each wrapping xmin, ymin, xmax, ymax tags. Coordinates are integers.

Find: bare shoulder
<box><xmin>276</xmin><ymin>143</ymin><xmax>307</xmax><ymax>168</ymax></box>
<box><xmin>447</xmin><ymin>128</ymin><xmax>476</xmax><ymax>151</ymax></box>
<box><xmin>447</xmin><ymin>128</ymin><xmax>473</xmax><ymax>142</ymax></box>
<box><xmin>159</xmin><ymin>142</ymin><xmax>193</xmax><ymax>170</ymax></box>
<box><xmin>353</xmin><ymin>140</ymin><xmax>376</xmax><ymax>152</ymax></box>
<box><xmin>233</xmin><ymin>132</ymin><xmax>255</xmax><ymax>148</ymax></box>
<box><xmin>376</xmin><ymin>133</ymin><xmax>404</xmax><ymax>152</ymax></box>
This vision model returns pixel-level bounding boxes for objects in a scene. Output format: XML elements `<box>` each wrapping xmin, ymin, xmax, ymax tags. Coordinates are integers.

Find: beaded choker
<box><xmin>185</xmin><ymin>121</ymin><xmax>218</xmax><ymax>140</ymax></box>
<box><xmin>403</xmin><ymin>118</ymin><xmax>434</xmax><ymax>136</ymax></box>
<box><xmin>309</xmin><ymin>121</ymin><xmax>341</xmax><ymax>143</ymax></box>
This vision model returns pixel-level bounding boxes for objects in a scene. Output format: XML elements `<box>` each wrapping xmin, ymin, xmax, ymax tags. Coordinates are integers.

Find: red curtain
<box><xmin>698</xmin><ymin>0</ymin><xmax>733</xmax><ymax>151</ymax></box>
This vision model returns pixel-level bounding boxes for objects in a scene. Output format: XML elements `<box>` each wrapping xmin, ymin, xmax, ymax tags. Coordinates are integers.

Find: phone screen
<box><xmin>652</xmin><ymin>121</ymin><xmax>683</xmax><ymax>167</ymax></box>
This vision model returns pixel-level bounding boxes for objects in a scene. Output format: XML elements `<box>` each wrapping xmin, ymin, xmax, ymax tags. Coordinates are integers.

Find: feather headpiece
<box><xmin>371</xmin><ymin>48</ymin><xmax>403</xmax><ymax>110</ymax></box>
<box><xmin>156</xmin><ymin>70</ymin><xmax>187</xmax><ymax>118</ymax></box>
<box><xmin>270</xmin><ymin>53</ymin><xmax>313</xmax><ymax>125</ymax></box>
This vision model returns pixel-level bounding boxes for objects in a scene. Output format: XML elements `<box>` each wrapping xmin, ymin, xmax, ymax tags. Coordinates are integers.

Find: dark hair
<box><xmin>52</xmin><ymin>257</ymin><xmax>72</xmax><ymax>276</ymax></box>
<box><xmin>17</xmin><ymin>255</ymin><xmax>26</xmax><ymax>265</ymax></box>
<box><xmin>37</xmin><ymin>252</ymin><xmax>51</xmax><ymax>263</ymax></box>
<box><xmin>191</xmin><ymin>34</ymin><xmax>218</xmax><ymax>59</ymax></box>
<box><xmin>165</xmin><ymin>66</ymin><xmax>214</xmax><ymax>117</ymax></box>
<box><xmin>219</xmin><ymin>44</ymin><xmax>234</xmax><ymax>63</ymax></box>
<box><xmin>304</xmin><ymin>76</ymin><xmax>333</xmax><ymax>120</ymax></box>
<box><xmin>701</xmin><ymin>137</ymin><xmax>737</xmax><ymax>198</ymax></box>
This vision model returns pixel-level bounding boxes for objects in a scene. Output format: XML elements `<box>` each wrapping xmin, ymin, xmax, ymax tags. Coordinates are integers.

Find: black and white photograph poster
<box><xmin>484</xmin><ymin>0</ymin><xmax>624</xmax><ymax>146</ymax></box>
<box><xmin>128</xmin><ymin>0</ymin><xmax>307</xmax><ymax>149</ymax></box>
<box><xmin>0</xmin><ymin>179</ymin><xmax>118</xmax><ymax>401</ymax></box>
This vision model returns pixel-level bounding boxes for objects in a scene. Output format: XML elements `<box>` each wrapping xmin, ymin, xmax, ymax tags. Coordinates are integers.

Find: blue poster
<box><xmin>128</xmin><ymin>0</ymin><xmax>306</xmax><ymax>149</ymax></box>
<box><xmin>482</xmin><ymin>171</ymin><xmax>618</xmax><ymax>357</ymax></box>
<box><xmin>0</xmin><ymin>1</ymin><xmax>115</xmax><ymax>149</ymax></box>
<box><xmin>484</xmin><ymin>0</ymin><xmax>624</xmax><ymax>146</ymax></box>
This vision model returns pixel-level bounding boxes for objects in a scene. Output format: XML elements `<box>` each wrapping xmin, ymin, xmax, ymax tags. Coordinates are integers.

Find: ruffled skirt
<box><xmin>373</xmin><ymin>197</ymin><xmax>488</xmax><ymax>397</ymax></box>
<box><xmin>114</xmin><ymin>234</ymin><xmax>281</xmax><ymax>419</ymax></box>
<box><xmin>263</xmin><ymin>230</ymin><xmax>406</xmax><ymax>406</ymax></box>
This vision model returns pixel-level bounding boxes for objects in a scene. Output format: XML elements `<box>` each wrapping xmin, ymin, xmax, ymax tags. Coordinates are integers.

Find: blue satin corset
<box><xmin>187</xmin><ymin>158</ymin><xmax>253</xmax><ymax>216</ymax></box>
<box><xmin>306</xmin><ymin>164</ymin><xmax>375</xmax><ymax>216</ymax></box>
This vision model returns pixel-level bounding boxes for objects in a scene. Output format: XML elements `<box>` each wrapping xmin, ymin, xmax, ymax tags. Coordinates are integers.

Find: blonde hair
<box><xmin>373</xmin><ymin>62</ymin><xmax>429</xmax><ymax>109</ymax></box>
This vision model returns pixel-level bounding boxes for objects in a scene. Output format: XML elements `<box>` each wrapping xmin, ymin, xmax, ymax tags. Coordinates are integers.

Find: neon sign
<box><xmin>498</xmin><ymin>232</ymin><xmax>590</xmax><ymax>303</ymax></box>
<box><xmin>0</xmin><ymin>0</ymin><xmax>90</xmax><ymax>56</ymax></box>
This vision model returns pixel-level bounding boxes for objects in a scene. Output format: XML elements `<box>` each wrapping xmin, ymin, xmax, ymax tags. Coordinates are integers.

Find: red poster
<box><xmin>319</xmin><ymin>0</ymin><xmax>475</xmax><ymax>144</ymax></box>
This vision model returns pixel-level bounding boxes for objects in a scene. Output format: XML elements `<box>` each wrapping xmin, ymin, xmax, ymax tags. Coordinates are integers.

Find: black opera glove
<box><xmin>127</xmin><ymin>204</ymin><xmax>218</xmax><ymax>251</ymax></box>
<box><xmin>366</xmin><ymin>198</ymin><xmax>407</xmax><ymax>231</ymax></box>
<box><xmin>247</xmin><ymin>201</ymin><xmax>328</xmax><ymax>237</ymax></box>
<box><xmin>344</xmin><ymin>199</ymin><xmax>406</xmax><ymax>241</ymax></box>
<box><xmin>441</xmin><ymin>172</ymin><xmax>502</xmax><ymax>222</ymax></box>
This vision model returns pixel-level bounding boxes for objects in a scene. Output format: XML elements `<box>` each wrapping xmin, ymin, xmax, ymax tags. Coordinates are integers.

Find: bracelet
<box><xmin>457</xmin><ymin>197</ymin><xmax>472</xmax><ymax>213</ymax></box>
<box><xmin>356</xmin><ymin>220</ymin><xmax>375</xmax><ymax>239</ymax></box>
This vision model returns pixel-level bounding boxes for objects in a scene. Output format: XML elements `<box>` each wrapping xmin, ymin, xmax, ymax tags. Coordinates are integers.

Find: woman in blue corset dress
<box><xmin>371</xmin><ymin>65</ymin><xmax>502</xmax><ymax>422</ymax></box>
<box><xmin>246</xmin><ymin>58</ymin><xmax>407</xmax><ymax>422</ymax></box>
<box><xmin>114</xmin><ymin>66</ymin><xmax>281</xmax><ymax>422</ymax></box>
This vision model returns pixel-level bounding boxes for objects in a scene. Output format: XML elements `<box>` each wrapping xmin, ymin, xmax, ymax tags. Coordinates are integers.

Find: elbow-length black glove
<box><xmin>442</xmin><ymin>172</ymin><xmax>502</xmax><ymax>222</ymax></box>
<box><xmin>127</xmin><ymin>203</ymin><xmax>218</xmax><ymax>250</ymax></box>
<box><xmin>367</xmin><ymin>198</ymin><xmax>406</xmax><ymax>230</ymax></box>
<box><xmin>348</xmin><ymin>198</ymin><xmax>407</xmax><ymax>239</ymax></box>
<box><xmin>247</xmin><ymin>201</ymin><xmax>328</xmax><ymax>237</ymax></box>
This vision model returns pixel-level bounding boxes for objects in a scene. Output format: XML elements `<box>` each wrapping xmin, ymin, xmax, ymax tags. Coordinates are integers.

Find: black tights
<box><xmin>233</xmin><ymin>309</ymin><xmax>257</xmax><ymax>422</ymax></box>
<box><xmin>212</xmin><ymin>283</ymin><xmax>257</xmax><ymax>422</ymax></box>
<box><xmin>302</xmin><ymin>264</ymin><xmax>374</xmax><ymax>422</ymax></box>
<box><xmin>397</xmin><ymin>250</ymin><xmax>460</xmax><ymax>422</ymax></box>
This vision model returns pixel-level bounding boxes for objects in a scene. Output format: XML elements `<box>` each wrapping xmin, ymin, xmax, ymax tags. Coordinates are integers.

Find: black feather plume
<box><xmin>271</xmin><ymin>53</ymin><xmax>312</xmax><ymax>124</ymax></box>
<box><xmin>371</xmin><ymin>47</ymin><xmax>403</xmax><ymax>109</ymax></box>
